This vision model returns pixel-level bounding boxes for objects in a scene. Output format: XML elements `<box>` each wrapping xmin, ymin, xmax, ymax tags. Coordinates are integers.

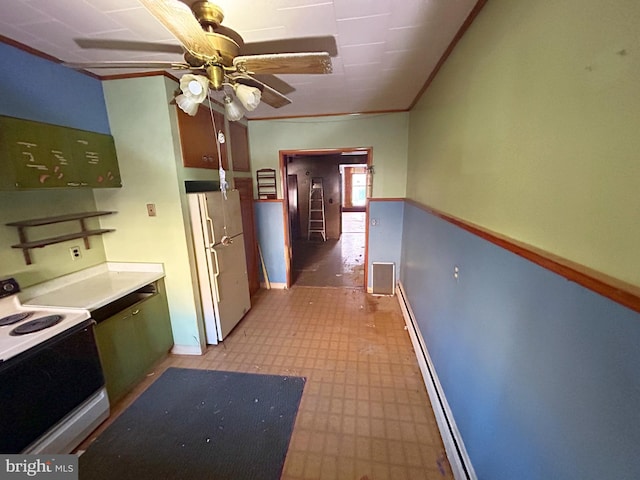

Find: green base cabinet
<box><xmin>94</xmin><ymin>280</ymin><xmax>173</xmax><ymax>404</ymax></box>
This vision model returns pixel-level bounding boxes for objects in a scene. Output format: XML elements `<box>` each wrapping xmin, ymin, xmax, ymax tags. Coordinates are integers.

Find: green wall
<box><xmin>95</xmin><ymin>76</ymin><xmax>214</xmax><ymax>352</ymax></box>
<box><xmin>0</xmin><ymin>189</ymin><xmax>107</xmax><ymax>287</ymax></box>
<box><xmin>407</xmin><ymin>0</ymin><xmax>640</xmax><ymax>287</ymax></box>
<box><xmin>248</xmin><ymin>113</ymin><xmax>409</xmax><ymax>199</ymax></box>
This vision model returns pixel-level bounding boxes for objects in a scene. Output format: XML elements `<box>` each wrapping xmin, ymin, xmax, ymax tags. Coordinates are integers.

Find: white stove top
<box><xmin>0</xmin><ymin>294</ymin><xmax>90</xmax><ymax>362</ymax></box>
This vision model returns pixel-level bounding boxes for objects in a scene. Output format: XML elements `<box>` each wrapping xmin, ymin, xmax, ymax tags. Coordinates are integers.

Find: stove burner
<box><xmin>9</xmin><ymin>315</ymin><xmax>63</xmax><ymax>336</ymax></box>
<box><xmin>0</xmin><ymin>312</ymin><xmax>33</xmax><ymax>326</ymax></box>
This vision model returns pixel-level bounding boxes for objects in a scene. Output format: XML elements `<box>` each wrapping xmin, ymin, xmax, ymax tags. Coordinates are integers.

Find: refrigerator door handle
<box><xmin>211</xmin><ymin>248</ymin><xmax>221</xmax><ymax>302</ymax></box>
<box><xmin>205</xmin><ymin>216</ymin><xmax>216</xmax><ymax>247</ymax></box>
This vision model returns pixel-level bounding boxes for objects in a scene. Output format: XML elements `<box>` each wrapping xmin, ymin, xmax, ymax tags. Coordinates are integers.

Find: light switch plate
<box><xmin>146</xmin><ymin>203</ymin><xmax>156</xmax><ymax>217</ymax></box>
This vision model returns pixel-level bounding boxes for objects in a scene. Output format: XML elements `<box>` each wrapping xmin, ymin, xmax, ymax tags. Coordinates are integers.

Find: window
<box><xmin>351</xmin><ymin>173</ymin><xmax>367</xmax><ymax>207</ymax></box>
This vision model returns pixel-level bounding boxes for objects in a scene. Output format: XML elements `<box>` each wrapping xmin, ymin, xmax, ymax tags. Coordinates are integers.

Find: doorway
<box><xmin>280</xmin><ymin>149</ymin><xmax>371</xmax><ymax>289</ymax></box>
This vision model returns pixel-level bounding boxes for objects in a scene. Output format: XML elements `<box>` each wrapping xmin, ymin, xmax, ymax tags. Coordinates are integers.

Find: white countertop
<box><xmin>22</xmin><ymin>262</ymin><xmax>165</xmax><ymax>311</ymax></box>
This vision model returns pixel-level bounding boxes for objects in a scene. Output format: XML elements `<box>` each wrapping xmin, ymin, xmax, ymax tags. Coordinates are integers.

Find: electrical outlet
<box><xmin>146</xmin><ymin>203</ymin><xmax>156</xmax><ymax>217</ymax></box>
<box><xmin>70</xmin><ymin>246</ymin><xmax>82</xmax><ymax>260</ymax></box>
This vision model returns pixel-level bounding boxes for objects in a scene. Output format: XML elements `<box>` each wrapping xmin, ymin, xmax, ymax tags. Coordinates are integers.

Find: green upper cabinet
<box><xmin>0</xmin><ymin>115</ymin><xmax>121</xmax><ymax>190</ymax></box>
<box><xmin>71</xmin><ymin>128</ymin><xmax>121</xmax><ymax>188</ymax></box>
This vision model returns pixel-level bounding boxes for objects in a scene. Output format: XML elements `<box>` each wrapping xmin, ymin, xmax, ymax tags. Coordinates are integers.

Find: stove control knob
<box><xmin>0</xmin><ymin>278</ymin><xmax>20</xmax><ymax>297</ymax></box>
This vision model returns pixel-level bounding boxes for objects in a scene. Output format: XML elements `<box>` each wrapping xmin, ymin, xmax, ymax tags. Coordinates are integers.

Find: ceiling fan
<box><xmin>65</xmin><ymin>0</ymin><xmax>335</xmax><ymax>120</ymax></box>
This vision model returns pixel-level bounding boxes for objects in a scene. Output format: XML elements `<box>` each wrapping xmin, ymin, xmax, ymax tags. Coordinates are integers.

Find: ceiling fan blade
<box><xmin>252</xmin><ymin>74</ymin><xmax>296</xmax><ymax>95</ymax></box>
<box><xmin>240</xmin><ymin>36</ymin><xmax>338</xmax><ymax>57</ymax></box>
<box><xmin>75</xmin><ymin>38</ymin><xmax>183</xmax><ymax>54</ymax></box>
<box><xmin>233</xmin><ymin>53</ymin><xmax>332</xmax><ymax>75</ymax></box>
<box><xmin>233</xmin><ymin>75</ymin><xmax>292</xmax><ymax>109</ymax></box>
<box><xmin>138</xmin><ymin>0</ymin><xmax>218</xmax><ymax>59</ymax></box>
<box><xmin>62</xmin><ymin>61</ymin><xmax>192</xmax><ymax>69</ymax></box>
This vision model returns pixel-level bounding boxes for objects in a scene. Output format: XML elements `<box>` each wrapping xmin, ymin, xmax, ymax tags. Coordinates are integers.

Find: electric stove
<box><xmin>0</xmin><ymin>278</ymin><xmax>91</xmax><ymax>362</ymax></box>
<box><xmin>0</xmin><ymin>277</ymin><xmax>109</xmax><ymax>454</ymax></box>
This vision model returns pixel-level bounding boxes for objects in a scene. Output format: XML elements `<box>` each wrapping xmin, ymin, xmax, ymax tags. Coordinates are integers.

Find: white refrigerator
<box><xmin>188</xmin><ymin>190</ymin><xmax>251</xmax><ymax>344</ymax></box>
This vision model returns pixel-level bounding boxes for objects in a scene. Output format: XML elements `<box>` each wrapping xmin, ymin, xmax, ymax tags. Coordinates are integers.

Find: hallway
<box><xmin>85</xmin><ymin>287</ymin><xmax>453</xmax><ymax>480</ymax></box>
<box><xmin>292</xmin><ymin>212</ymin><xmax>366</xmax><ymax>288</ymax></box>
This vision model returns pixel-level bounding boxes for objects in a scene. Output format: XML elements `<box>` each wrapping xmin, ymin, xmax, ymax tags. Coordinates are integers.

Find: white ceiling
<box><xmin>0</xmin><ymin>0</ymin><xmax>477</xmax><ymax>119</ymax></box>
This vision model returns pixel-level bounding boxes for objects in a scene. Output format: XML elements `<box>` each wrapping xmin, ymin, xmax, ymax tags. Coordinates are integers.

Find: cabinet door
<box><xmin>95</xmin><ymin>309</ymin><xmax>147</xmax><ymax>403</ymax></box>
<box><xmin>45</xmin><ymin>124</ymin><xmax>80</xmax><ymax>188</ymax></box>
<box><xmin>229</xmin><ymin>121</ymin><xmax>250</xmax><ymax>172</ymax></box>
<box><xmin>70</xmin><ymin>129</ymin><xmax>121</xmax><ymax>188</ymax></box>
<box><xmin>137</xmin><ymin>287</ymin><xmax>173</xmax><ymax>370</ymax></box>
<box><xmin>0</xmin><ymin>116</ymin><xmax>73</xmax><ymax>189</ymax></box>
<box><xmin>177</xmin><ymin>106</ymin><xmax>227</xmax><ymax>170</ymax></box>
<box><xmin>94</xmin><ymin>282</ymin><xmax>173</xmax><ymax>403</ymax></box>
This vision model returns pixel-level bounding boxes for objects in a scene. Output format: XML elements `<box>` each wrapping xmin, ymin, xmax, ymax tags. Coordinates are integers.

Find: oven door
<box><xmin>0</xmin><ymin>319</ymin><xmax>106</xmax><ymax>453</ymax></box>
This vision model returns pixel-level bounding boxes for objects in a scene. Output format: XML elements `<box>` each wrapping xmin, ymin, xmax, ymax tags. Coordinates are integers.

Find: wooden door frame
<box><xmin>278</xmin><ymin>147</ymin><xmax>372</xmax><ymax>289</ymax></box>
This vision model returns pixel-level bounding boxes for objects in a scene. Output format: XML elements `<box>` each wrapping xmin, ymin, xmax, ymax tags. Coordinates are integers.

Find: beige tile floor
<box><xmin>82</xmin><ymin>287</ymin><xmax>453</xmax><ymax>480</ymax></box>
<box><xmin>292</xmin><ymin>212</ymin><xmax>366</xmax><ymax>288</ymax></box>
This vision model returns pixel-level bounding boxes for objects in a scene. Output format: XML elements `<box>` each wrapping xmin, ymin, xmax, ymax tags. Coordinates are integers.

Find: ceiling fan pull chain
<box><xmin>207</xmin><ymin>96</ymin><xmax>228</xmax><ymax>204</ymax></box>
<box><xmin>207</xmin><ymin>95</ymin><xmax>223</xmax><ymax>169</ymax></box>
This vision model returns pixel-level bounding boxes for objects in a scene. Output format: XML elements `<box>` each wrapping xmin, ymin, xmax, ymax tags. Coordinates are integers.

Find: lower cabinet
<box><xmin>94</xmin><ymin>280</ymin><xmax>173</xmax><ymax>404</ymax></box>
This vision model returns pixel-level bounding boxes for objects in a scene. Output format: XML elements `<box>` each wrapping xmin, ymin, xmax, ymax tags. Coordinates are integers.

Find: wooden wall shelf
<box><xmin>257</xmin><ymin>168</ymin><xmax>277</xmax><ymax>199</ymax></box>
<box><xmin>7</xmin><ymin>211</ymin><xmax>116</xmax><ymax>265</ymax></box>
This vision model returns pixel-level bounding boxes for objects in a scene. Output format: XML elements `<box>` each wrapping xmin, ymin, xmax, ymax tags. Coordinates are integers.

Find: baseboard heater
<box><xmin>396</xmin><ymin>282</ymin><xmax>476</xmax><ymax>480</ymax></box>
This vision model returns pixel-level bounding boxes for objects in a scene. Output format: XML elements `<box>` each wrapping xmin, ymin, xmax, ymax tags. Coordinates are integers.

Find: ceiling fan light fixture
<box><xmin>223</xmin><ymin>94</ymin><xmax>244</xmax><ymax>121</ymax></box>
<box><xmin>176</xmin><ymin>94</ymin><xmax>200</xmax><ymax>116</ymax></box>
<box><xmin>188</xmin><ymin>80</ymin><xmax>203</xmax><ymax>96</ymax></box>
<box><xmin>233</xmin><ymin>84</ymin><xmax>261</xmax><ymax>111</ymax></box>
<box><xmin>179</xmin><ymin>74</ymin><xmax>209</xmax><ymax>103</ymax></box>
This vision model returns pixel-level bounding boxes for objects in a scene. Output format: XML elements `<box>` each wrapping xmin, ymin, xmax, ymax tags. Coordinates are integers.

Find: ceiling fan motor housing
<box><xmin>185</xmin><ymin>2</ymin><xmax>239</xmax><ymax>68</ymax></box>
<box><xmin>191</xmin><ymin>1</ymin><xmax>224</xmax><ymax>29</ymax></box>
<box><xmin>202</xmin><ymin>33</ymin><xmax>239</xmax><ymax>66</ymax></box>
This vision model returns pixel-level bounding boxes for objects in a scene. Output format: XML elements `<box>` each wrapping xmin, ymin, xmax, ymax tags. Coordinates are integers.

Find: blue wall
<box><xmin>367</xmin><ymin>200</ymin><xmax>404</xmax><ymax>289</ymax></box>
<box><xmin>254</xmin><ymin>201</ymin><xmax>287</xmax><ymax>285</ymax></box>
<box><xmin>0</xmin><ymin>42</ymin><xmax>110</xmax><ymax>132</ymax></box>
<box><xmin>253</xmin><ymin>198</ymin><xmax>405</xmax><ymax>288</ymax></box>
<box><xmin>400</xmin><ymin>202</ymin><xmax>640</xmax><ymax>480</ymax></box>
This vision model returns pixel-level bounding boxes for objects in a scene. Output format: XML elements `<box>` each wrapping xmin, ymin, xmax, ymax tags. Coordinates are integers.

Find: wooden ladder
<box><xmin>307</xmin><ymin>177</ymin><xmax>326</xmax><ymax>241</ymax></box>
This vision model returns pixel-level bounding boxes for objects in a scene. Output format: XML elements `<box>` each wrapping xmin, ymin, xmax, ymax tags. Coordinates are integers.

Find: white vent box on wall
<box><xmin>372</xmin><ymin>262</ymin><xmax>395</xmax><ymax>295</ymax></box>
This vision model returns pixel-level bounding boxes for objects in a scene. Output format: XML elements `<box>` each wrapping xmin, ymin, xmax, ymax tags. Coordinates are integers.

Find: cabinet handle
<box><xmin>132</xmin><ymin>309</ymin><xmax>140</xmax><ymax>315</ymax></box>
